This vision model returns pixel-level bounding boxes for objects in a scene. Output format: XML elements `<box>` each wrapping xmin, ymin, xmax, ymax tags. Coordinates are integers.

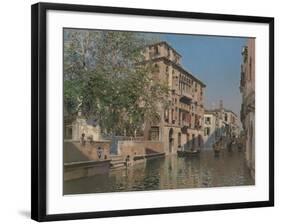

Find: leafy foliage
<box><xmin>64</xmin><ymin>29</ymin><xmax>168</xmax><ymax>136</ymax></box>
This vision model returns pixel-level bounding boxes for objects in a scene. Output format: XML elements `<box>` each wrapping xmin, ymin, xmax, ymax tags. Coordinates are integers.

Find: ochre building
<box><xmin>142</xmin><ymin>42</ymin><xmax>206</xmax><ymax>154</ymax></box>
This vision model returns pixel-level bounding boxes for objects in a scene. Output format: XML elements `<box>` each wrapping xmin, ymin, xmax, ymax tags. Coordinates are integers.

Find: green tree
<box><xmin>64</xmin><ymin>29</ymin><xmax>168</xmax><ymax>136</ymax></box>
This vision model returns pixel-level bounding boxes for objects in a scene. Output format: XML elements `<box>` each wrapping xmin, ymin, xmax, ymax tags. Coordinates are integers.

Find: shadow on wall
<box><xmin>204</xmin><ymin>129</ymin><xmax>220</xmax><ymax>148</ymax></box>
<box><xmin>63</xmin><ymin>140</ymin><xmax>111</xmax><ymax>162</ymax></box>
<box><xmin>180</xmin><ymin>135</ymin><xmax>203</xmax><ymax>151</ymax></box>
<box><xmin>203</xmin><ymin>126</ymin><xmax>231</xmax><ymax>148</ymax></box>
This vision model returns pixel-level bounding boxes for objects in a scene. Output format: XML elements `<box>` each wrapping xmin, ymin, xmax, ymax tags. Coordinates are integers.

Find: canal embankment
<box><xmin>64</xmin><ymin>140</ymin><xmax>165</xmax><ymax>180</ymax></box>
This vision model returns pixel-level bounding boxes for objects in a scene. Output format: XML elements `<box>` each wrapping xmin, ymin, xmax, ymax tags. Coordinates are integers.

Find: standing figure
<box><xmin>81</xmin><ymin>133</ymin><xmax>86</xmax><ymax>146</ymax></box>
<box><xmin>97</xmin><ymin>146</ymin><xmax>104</xmax><ymax>160</ymax></box>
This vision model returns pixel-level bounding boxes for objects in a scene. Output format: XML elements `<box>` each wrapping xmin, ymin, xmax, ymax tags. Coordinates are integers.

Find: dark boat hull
<box><xmin>214</xmin><ymin>150</ymin><xmax>220</xmax><ymax>157</ymax></box>
<box><xmin>177</xmin><ymin>150</ymin><xmax>200</xmax><ymax>157</ymax></box>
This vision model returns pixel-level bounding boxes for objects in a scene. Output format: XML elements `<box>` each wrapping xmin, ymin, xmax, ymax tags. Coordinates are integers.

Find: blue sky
<box><xmin>158</xmin><ymin>33</ymin><xmax>247</xmax><ymax>117</ymax></box>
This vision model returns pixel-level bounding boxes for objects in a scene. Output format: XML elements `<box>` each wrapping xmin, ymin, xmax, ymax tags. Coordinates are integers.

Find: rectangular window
<box><xmin>164</xmin><ymin>109</ymin><xmax>169</xmax><ymax>123</ymax></box>
<box><xmin>149</xmin><ymin>127</ymin><xmax>159</xmax><ymax>141</ymax></box>
<box><xmin>171</xmin><ymin>109</ymin><xmax>175</xmax><ymax>123</ymax></box>
<box><xmin>204</xmin><ymin>127</ymin><xmax>210</xmax><ymax>136</ymax></box>
<box><xmin>205</xmin><ymin>117</ymin><xmax>211</xmax><ymax>125</ymax></box>
<box><xmin>178</xmin><ymin>133</ymin><xmax>181</xmax><ymax>147</ymax></box>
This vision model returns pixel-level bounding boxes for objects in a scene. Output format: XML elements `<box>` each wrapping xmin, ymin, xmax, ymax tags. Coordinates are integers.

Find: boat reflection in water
<box><xmin>64</xmin><ymin>149</ymin><xmax>254</xmax><ymax>195</ymax></box>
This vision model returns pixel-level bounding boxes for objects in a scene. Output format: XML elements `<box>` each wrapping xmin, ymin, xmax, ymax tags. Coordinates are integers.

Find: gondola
<box><xmin>177</xmin><ymin>149</ymin><xmax>200</xmax><ymax>157</ymax></box>
<box><xmin>214</xmin><ymin>149</ymin><xmax>220</xmax><ymax>157</ymax></box>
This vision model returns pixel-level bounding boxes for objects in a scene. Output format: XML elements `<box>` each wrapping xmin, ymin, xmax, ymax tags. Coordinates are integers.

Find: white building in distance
<box><xmin>203</xmin><ymin>106</ymin><xmax>241</xmax><ymax>148</ymax></box>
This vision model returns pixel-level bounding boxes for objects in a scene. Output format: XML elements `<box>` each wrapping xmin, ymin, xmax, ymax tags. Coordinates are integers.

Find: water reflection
<box><xmin>64</xmin><ymin>149</ymin><xmax>254</xmax><ymax>195</ymax></box>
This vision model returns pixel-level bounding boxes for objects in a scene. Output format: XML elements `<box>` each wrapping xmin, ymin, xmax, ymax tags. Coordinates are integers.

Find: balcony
<box><xmin>180</xmin><ymin>88</ymin><xmax>192</xmax><ymax>98</ymax></box>
<box><xmin>181</xmin><ymin>121</ymin><xmax>189</xmax><ymax>126</ymax></box>
<box><xmin>179</xmin><ymin>94</ymin><xmax>192</xmax><ymax>104</ymax></box>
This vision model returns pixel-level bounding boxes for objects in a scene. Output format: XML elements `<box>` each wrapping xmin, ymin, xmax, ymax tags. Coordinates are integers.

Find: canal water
<box><xmin>64</xmin><ymin>149</ymin><xmax>254</xmax><ymax>195</ymax></box>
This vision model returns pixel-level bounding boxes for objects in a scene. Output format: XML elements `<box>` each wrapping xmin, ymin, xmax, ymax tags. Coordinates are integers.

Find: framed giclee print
<box><xmin>31</xmin><ymin>2</ymin><xmax>274</xmax><ymax>222</ymax></box>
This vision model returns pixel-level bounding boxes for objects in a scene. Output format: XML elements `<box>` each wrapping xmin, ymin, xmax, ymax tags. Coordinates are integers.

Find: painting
<box><xmin>31</xmin><ymin>3</ymin><xmax>274</xmax><ymax>221</ymax></box>
<box><xmin>63</xmin><ymin>29</ymin><xmax>255</xmax><ymax>194</ymax></box>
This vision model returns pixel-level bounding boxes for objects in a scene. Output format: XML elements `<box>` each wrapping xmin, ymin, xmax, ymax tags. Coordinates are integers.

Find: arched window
<box><xmin>178</xmin><ymin>133</ymin><xmax>181</xmax><ymax>147</ymax></box>
<box><xmin>153</xmin><ymin>64</ymin><xmax>160</xmax><ymax>75</ymax></box>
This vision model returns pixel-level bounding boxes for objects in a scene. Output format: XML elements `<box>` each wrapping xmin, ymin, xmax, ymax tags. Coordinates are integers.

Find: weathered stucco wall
<box><xmin>117</xmin><ymin>141</ymin><xmax>164</xmax><ymax>160</ymax></box>
<box><xmin>64</xmin><ymin>140</ymin><xmax>111</xmax><ymax>162</ymax></box>
<box><xmin>64</xmin><ymin>140</ymin><xmax>112</xmax><ymax>181</ymax></box>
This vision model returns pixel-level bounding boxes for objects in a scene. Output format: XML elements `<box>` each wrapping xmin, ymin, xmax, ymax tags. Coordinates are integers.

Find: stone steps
<box><xmin>110</xmin><ymin>162</ymin><xmax>125</xmax><ymax>169</ymax></box>
<box><xmin>110</xmin><ymin>155</ymin><xmax>125</xmax><ymax>169</ymax></box>
<box><xmin>110</xmin><ymin>160</ymin><xmax>125</xmax><ymax>165</ymax></box>
<box><xmin>110</xmin><ymin>155</ymin><xmax>123</xmax><ymax>161</ymax></box>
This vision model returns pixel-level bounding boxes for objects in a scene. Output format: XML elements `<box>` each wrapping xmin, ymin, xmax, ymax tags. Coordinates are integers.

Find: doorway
<box><xmin>169</xmin><ymin>128</ymin><xmax>174</xmax><ymax>153</ymax></box>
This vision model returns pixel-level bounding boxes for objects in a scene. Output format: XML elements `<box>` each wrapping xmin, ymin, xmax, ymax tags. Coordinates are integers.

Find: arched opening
<box><xmin>186</xmin><ymin>133</ymin><xmax>190</xmax><ymax>149</ymax></box>
<box><xmin>178</xmin><ymin>132</ymin><xmax>181</xmax><ymax>148</ymax></box>
<box><xmin>198</xmin><ymin>134</ymin><xmax>202</xmax><ymax>148</ymax></box>
<box><xmin>192</xmin><ymin>134</ymin><xmax>195</xmax><ymax>150</ymax></box>
<box><xmin>169</xmin><ymin>128</ymin><xmax>174</xmax><ymax>153</ymax></box>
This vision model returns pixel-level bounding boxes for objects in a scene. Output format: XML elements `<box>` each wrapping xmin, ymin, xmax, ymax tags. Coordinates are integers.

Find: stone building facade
<box><xmin>224</xmin><ymin>110</ymin><xmax>241</xmax><ymax>138</ymax></box>
<box><xmin>203</xmin><ymin>106</ymin><xmax>240</xmax><ymax>148</ymax></box>
<box><xmin>203</xmin><ymin>110</ymin><xmax>219</xmax><ymax>148</ymax></box>
<box><xmin>142</xmin><ymin>42</ymin><xmax>206</xmax><ymax>154</ymax></box>
<box><xmin>240</xmin><ymin>39</ymin><xmax>255</xmax><ymax>177</ymax></box>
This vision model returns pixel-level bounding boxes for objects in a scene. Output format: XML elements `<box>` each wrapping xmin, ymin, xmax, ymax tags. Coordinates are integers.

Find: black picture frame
<box><xmin>31</xmin><ymin>2</ymin><xmax>274</xmax><ymax>222</ymax></box>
